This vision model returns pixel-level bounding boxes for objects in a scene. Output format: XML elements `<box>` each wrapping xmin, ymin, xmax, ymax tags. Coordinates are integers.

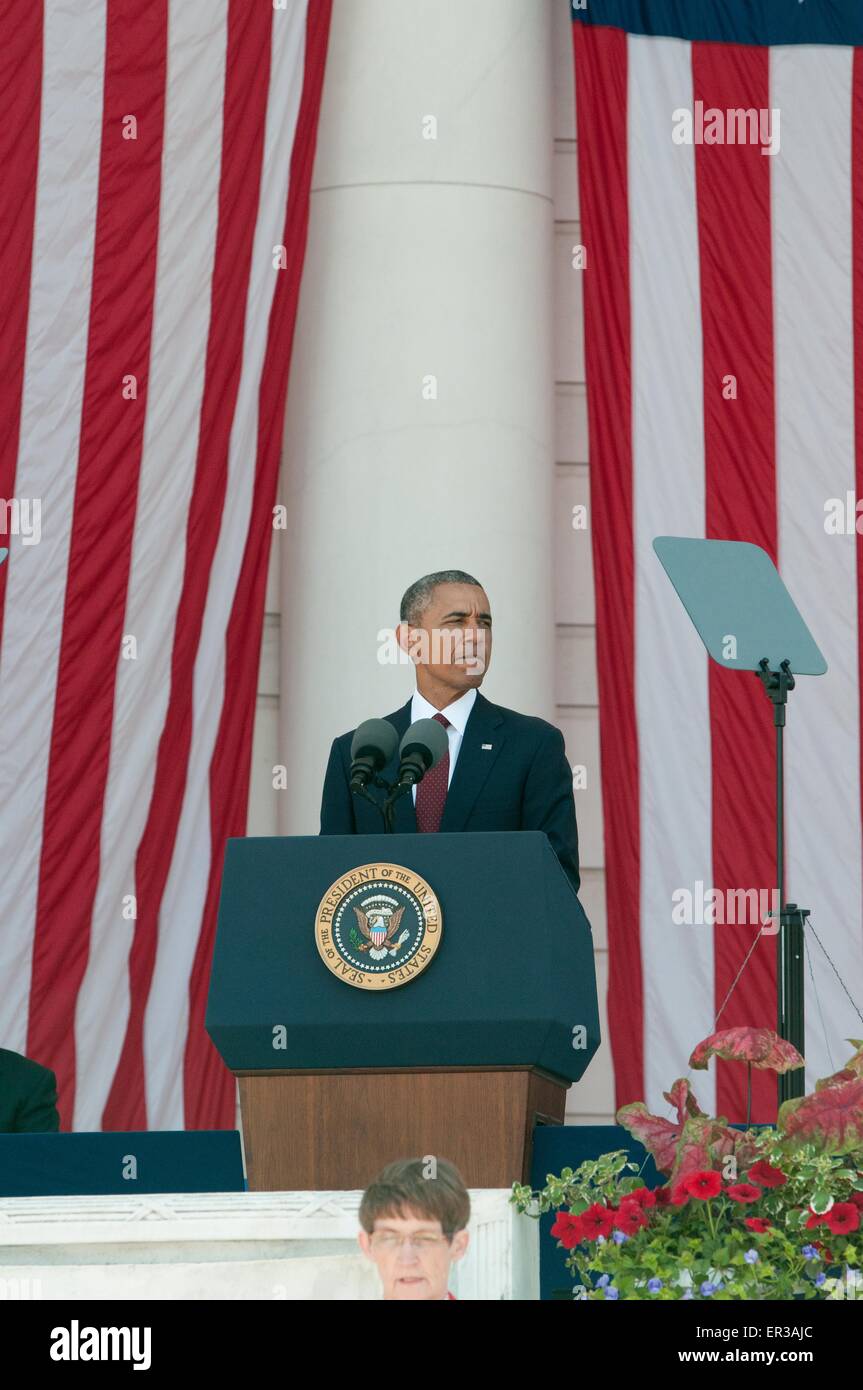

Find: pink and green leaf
<box><xmin>616</xmin><ymin>1102</ymin><xmax>681</xmax><ymax>1175</ymax></box>
<box><xmin>662</xmin><ymin>1077</ymin><xmax>706</xmax><ymax>1124</ymax></box>
<box><xmin>689</xmin><ymin>1026</ymin><xmax>804</xmax><ymax>1074</ymax></box>
<box><xmin>778</xmin><ymin>1077</ymin><xmax>863</xmax><ymax>1154</ymax></box>
<box><xmin>668</xmin><ymin>1115</ymin><xmax>752</xmax><ymax>1184</ymax></box>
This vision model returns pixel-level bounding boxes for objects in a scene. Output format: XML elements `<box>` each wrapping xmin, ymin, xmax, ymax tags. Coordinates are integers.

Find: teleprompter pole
<box><xmin>756</xmin><ymin>658</ymin><xmax>806</xmax><ymax>1104</ymax></box>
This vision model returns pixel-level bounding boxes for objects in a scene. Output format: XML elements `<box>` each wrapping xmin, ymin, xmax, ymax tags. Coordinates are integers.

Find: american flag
<box><xmin>572</xmin><ymin>2</ymin><xmax>863</xmax><ymax>1122</ymax></box>
<box><xmin>0</xmin><ymin>0</ymin><xmax>331</xmax><ymax>1131</ymax></box>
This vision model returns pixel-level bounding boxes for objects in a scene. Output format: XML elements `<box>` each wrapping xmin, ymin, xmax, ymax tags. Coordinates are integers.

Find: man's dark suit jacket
<box><xmin>320</xmin><ymin>690</ymin><xmax>580</xmax><ymax>896</ymax></box>
<box><xmin>0</xmin><ymin>1048</ymin><xmax>60</xmax><ymax>1133</ymax></box>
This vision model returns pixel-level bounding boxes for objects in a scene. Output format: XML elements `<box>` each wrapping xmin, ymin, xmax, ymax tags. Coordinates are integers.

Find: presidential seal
<box><xmin>314</xmin><ymin>863</ymin><xmax>442</xmax><ymax>990</ymax></box>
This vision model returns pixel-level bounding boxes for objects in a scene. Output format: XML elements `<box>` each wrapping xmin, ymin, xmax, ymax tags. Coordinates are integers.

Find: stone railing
<box><xmin>0</xmin><ymin>1189</ymin><xmax>538</xmax><ymax>1301</ymax></box>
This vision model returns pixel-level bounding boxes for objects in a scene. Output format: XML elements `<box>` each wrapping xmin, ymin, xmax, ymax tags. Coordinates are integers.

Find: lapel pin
<box><xmin>481</xmin><ymin>743</ymin><xmax>493</xmax><ymax>750</ymax></box>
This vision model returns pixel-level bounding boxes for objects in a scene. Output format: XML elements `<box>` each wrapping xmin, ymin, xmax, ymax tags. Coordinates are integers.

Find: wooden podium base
<box><xmin>237</xmin><ymin>1066</ymin><xmax>567</xmax><ymax>1191</ymax></box>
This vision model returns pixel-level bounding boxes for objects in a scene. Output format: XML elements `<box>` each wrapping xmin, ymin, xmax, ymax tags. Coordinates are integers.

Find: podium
<box><xmin>206</xmin><ymin>831</ymin><xmax>599</xmax><ymax>1190</ymax></box>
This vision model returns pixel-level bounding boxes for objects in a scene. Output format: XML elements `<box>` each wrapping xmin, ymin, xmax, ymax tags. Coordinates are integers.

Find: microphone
<box><xmin>396</xmin><ymin>718</ymin><xmax>449</xmax><ymax>789</ymax></box>
<box><xmin>349</xmin><ymin>719</ymin><xmax>399</xmax><ymax>792</ymax></box>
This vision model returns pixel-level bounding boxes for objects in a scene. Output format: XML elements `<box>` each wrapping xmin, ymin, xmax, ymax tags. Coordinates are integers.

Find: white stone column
<box><xmin>278</xmin><ymin>0</ymin><xmax>556</xmax><ymax>833</ymax></box>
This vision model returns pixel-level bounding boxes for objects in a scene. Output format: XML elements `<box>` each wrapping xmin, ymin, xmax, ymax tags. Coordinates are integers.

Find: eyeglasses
<box><xmin>369</xmin><ymin>1233</ymin><xmax>451</xmax><ymax>1252</ymax></box>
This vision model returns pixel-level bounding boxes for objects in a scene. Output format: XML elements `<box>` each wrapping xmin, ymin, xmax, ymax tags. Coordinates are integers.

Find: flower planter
<box><xmin>513</xmin><ymin>1028</ymin><xmax>863</xmax><ymax>1300</ymax></box>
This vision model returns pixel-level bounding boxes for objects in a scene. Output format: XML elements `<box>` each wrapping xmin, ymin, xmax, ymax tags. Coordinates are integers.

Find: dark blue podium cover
<box><xmin>206</xmin><ymin>831</ymin><xmax>599</xmax><ymax>1081</ymax></box>
<box><xmin>0</xmin><ymin>1131</ymin><xmax>244</xmax><ymax>1198</ymax></box>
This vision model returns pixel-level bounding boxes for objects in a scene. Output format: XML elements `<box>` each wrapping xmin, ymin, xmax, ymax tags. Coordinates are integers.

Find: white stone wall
<box><xmin>0</xmin><ymin>1190</ymin><xmax>537</xmax><ymax>1302</ymax></box>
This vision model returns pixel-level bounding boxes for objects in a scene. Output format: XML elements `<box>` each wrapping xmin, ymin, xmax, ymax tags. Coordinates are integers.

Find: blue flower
<box><xmin>647</xmin><ymin>1278</ymin><xmax>663</xmax><ymax>1293</ymax></box>
<box><xmin>604</xmin><ymin>1285</ymin><xmax>619</xmax><ymax>1300</ymax></box>
<box><xmin>814</xmin><ymin>1273</ymin><xmax>826</xmax><ymax>1287</ymax></box>
<box><xmin>744</xmin><ymin>1249</ymin><xmax>759</xmax><ymax>1265</ymax></box>
<box><xmin>613</xmin><ymin>1230</ymin><xmax>628</xmax><ymax>1245</ymax></box>
<box><xmin>700</xmin><ymin>1281</ymin><xmax>719</xmax><ymax>1296</ymax></box>
<box><xmin>801</xmin><ymin>1245</ymin><xmax>818</xmax><ymax>1261</ymax></box>
<box><xmin>596</xmin><ymin>1273</ymin><xmax>611</xmax><ymax>1288</ymax></box>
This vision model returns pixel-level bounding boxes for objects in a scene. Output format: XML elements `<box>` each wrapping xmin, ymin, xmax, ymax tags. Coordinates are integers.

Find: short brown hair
<box><xmin>359</xmin><ymin>1157</ymin><xmax>470</xmax><ymax>1237</ymax></box>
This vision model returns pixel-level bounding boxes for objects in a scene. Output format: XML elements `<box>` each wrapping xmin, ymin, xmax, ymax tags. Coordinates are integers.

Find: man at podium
<box><xmin>320</xmin><ymin>569</ymin><xmax>580</xmax><ymax>896</ymax></box>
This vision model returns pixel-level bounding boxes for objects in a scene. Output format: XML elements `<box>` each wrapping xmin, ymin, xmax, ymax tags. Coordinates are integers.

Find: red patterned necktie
<box><xmin>415</xmin><ymin>712</ymin><xmax>451</xmax><ymax>833</ymax></box>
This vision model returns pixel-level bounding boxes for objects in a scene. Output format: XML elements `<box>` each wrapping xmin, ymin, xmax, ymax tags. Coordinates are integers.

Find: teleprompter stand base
<box><xmin>237</xmin><ymin>1066</ymin><xmax>567</xmax><ymax>1191</ymax></box>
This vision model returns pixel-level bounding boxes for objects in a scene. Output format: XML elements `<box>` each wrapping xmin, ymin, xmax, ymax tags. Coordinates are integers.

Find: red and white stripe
<box><xmin>0</xmin><ymin>0</ymin><xmax>331</xmax><ymax>1131</ymax></box>
<box><xmin>575</xmin><ymin>25</ymin><xmax>863</xmax><ymax>1119</ymax></box>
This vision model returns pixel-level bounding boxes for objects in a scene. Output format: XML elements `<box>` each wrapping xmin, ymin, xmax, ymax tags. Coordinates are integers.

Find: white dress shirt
<box><xmin>409</xmin><ymin>687</ymin><xmax>477</xmax><ymax>803</ymax></box>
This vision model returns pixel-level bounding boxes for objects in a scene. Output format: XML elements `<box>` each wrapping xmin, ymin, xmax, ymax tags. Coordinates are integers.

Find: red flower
<box><xmin>670</xmin><ymin>1182</ymin><xmax>691</xmax><ymax>1206</ymax></box>
<box><xmin>849</xmin><ymin>1191</ymin><xmax>863</xmax><ymax>1209</ymax></box>
<box><xmin>745</xmin><ymin>1217</ymin><xmax>771</xmax><ymax>1233</ymax></box>
<box><xmin>623</xmin><ymin>1187</ymin><xmax>657</xmax><ymax>1209</ymax></box>
<box><xmin>805</xmin><ymin>1212</ymin><xmax>825</xmax><ymax>1229</ymax></box>
<box><xmin>654</xmin><ymin>1186</ymin><xmax>673</xmax><ymax>1206</ymax></box>
<box><xmin>614</xmin><ymin>1200</ymin><xmax>649</xmax><ymax>1235</ymax></box>
<box><xmin>726</xmin><ymin>1183</ymin><xmax>762</xmax><ymax>1204</ymax></box>
<box><xmin>682</xmin><ymin>1171</ymin><xmax>722</xmax><ymax>1200</ymax></box>
<box><xmin>825</xmin><ymin>1203</ymin><xmax>861</xmax><ymax>1236</ymax></box>
<box><xmin>579</xmin><ymin>1203</ymin><xmax>615</xmax><ymax>1241</ymax></box>
<box><xmin>747</xmin><ymin>1161</ymin><xmax>787</xmax><ymax>1189</ymax></box>
<box><xmin>550</xmin><ymin>1211</ymin><xmax>584</xmax><ymax>1249</ymax></box>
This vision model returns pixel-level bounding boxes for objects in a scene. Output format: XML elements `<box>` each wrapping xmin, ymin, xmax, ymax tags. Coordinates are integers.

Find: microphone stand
<box><xmin>350</xmin><ymin>777</ymin><xmax>394</xmax><ymax>833</ymax></box>
<box><xmin>381</xmin><ymin>780</ymin><xmax>416</xmax><ymax>834</ymax></box>
<box><xmin>350</xmin><ymin>769</ymin><xmax>425</xmax><ymax>835</ymax></box>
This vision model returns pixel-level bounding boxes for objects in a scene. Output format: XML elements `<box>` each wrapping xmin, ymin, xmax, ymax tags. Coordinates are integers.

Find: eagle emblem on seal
<box><xmin>353</xmin><ymin>903</ymin><xmax>409</xmax><ymax>961</ymax></box>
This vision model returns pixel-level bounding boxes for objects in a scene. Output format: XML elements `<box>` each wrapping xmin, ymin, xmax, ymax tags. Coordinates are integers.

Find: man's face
<box><xmin>358</xmin><ymin>1210</ymin><xmax>469</xmax><ymax>1300</ymax></box>
<box><xmin>397</xmin><ymin>582</ymin><xmax>492</xmax><ymax>696</ymax></box>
